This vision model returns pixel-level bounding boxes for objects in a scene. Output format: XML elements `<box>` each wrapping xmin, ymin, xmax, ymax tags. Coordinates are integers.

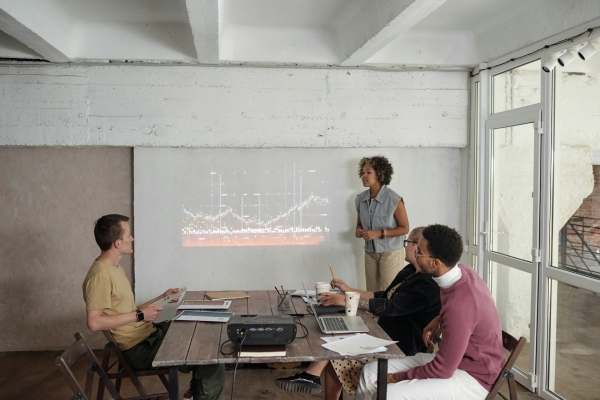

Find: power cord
<box><xmin>293</xmin><ymin>316</ymin><xmax>309</xmax><ymax>339</ymax></box>
<box><xmin>230</xmin><ymin>333</ymin><xmax>246</xmax><ymax>400</ymax></box>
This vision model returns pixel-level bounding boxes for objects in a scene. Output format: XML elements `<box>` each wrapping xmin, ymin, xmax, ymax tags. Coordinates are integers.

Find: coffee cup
<box><xmin>315</xmin><ymin>282</ymin><xmax>330</xmax><ymax>301</ymax></box>
<box><xmin>345</xmin><ymin>292</ymin><xmax>360</xmax><ymax>317</ymax></box>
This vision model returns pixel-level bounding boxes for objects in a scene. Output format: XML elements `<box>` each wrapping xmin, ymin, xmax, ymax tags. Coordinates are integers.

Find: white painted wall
<box><xmin>134</xmin><ymin>147</ymin><xmax>463</xmax><ymax>302</ymax></box>
<box><xmin>0</xmin><ymin>65</ymin><xmax>469</xmax><ymax>148</ymax></box>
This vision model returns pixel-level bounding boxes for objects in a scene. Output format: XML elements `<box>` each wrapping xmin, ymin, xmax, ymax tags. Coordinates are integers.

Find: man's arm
<box><xmin>86</xmin><ymin>303</ymin><xmax>164</xmax><ymax>332</ymax></box>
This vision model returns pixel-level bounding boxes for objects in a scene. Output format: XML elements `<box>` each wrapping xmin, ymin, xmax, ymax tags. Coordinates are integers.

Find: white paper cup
<box><xmin>315</xmin><ymin>282</ymin><xmax>330</xmax><ymax>301</ymax></box>
<box><xmin>345</xmin><ymin>292</ymin><xmax>360</xmax><ymax>316</ymax></box>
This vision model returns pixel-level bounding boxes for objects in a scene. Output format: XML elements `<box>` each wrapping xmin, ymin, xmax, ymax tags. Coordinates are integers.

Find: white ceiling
<box><xmin>0</xmin><ymin>0</ymin><xmax>597</xmax><ymax>68</ymax></box>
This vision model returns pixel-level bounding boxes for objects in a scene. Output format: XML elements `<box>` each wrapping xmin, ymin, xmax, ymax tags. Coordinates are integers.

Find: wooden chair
<box><xmin>55</xmin><ymin>332</ymin><xmax>166</xmax><ymax>400</ymax></box>
<box><xmin>98</xmin><ymin>330</ymin><xmax>170</xmax><ymax>399</ymax></box>
<box><xmin>485</xmin><ymin>330</ymin><xmax>527</xmax><ymax>400</ymax></box>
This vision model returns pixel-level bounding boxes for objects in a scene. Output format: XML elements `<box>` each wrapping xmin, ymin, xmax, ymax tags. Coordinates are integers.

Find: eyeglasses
<box><xmin>403</xmin><ymin>240</ymin><xmax>418</xmax><ymax>248</ymax></box>
<box><xmin>414</xmin><ymin>248</ymin><xmax>438</xmax><ymax>260</ymax></box>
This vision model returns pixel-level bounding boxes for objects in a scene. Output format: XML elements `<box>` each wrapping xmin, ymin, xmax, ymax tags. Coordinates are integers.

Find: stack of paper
<box><xmin>177</xmin><ymin>300</ymin><xmax>232</xmax><ymax>310</ymax></box>
<box><xmin>173</xmin><ymin>311</ymin><xmax>234</xmax><ymax>322</ymax></box>
<box><xmin>239</xmin><ymin>345</ymin><xmax>286</xmax><ymax>357</ymax></box>
<box><xmin>321</xmin><ymin>334</ymin><xmax>397</xmax><ymax>356</ymax></box>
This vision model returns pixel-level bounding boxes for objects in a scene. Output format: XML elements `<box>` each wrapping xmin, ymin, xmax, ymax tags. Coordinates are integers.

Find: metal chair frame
<box><xmin>55</xmin><ymin>332</ymin><xmax>166</xmax><ymax>400</ymax></box>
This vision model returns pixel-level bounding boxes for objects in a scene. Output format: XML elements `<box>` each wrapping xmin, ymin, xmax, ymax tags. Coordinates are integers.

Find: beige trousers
<box><xmin>364</xmin><ymin>249</ymin><xmax>404</xmax><ymax>292</ymax></box>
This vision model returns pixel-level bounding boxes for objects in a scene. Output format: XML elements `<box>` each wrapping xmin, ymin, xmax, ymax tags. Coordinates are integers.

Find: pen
<box><xmin>281</xmin><ymin>285</ymin><xmax>285</xmax><ymax>294</ymax></box>
<box><xmin>274</xmin><ymin>286</ymin><xmax>282</xmax><ymax>296</ymax></box>
<box><xmin>329</xmin><ymin>264</ymin><xmax>335</xmax><ymax>281</ymax></box>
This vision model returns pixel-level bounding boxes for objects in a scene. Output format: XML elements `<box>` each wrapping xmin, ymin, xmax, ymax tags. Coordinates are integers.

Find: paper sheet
<box><xmin>321</xmin><ymin>333</ymin><xmax>397</xmax><ymax>356</ymax></box>
<box><xmin>292</xmin><ymin>289</ymin><xmax>316</xmax><ymax>296</ymax></box>
<box><xmin>321</xmin><ymin>334</ymin><xmax>387</xmax><ymax>355</ymax></box>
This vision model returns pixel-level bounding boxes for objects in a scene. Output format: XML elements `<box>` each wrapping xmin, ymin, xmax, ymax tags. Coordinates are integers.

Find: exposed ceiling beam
<box><xmin>186</xmin><ymin>0</ymin><xmax>219</xmax><ymax>64</ymax></box>
<box><xmin>337</xmin><ymin>0</ymin><xmax>446</xmax><ymax>67</ymax></box>
<box><xmin>0</xmin><ymin>4</ymin><xmax>70</xmax><ymax>62</ymax></box>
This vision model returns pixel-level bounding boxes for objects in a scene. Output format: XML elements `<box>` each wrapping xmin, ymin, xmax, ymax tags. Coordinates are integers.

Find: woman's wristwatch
<box><xmin>381</xmin><ymin>229</ymin><xmax>387</xmax><ymax>239</ymax></box>
<box><xmin>135</xmin><ymin>309</ymin><xmax>144</xmax><ymax>322</ymax></box>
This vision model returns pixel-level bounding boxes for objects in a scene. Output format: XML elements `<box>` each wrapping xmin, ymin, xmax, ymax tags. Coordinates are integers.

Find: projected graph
<box><xmin>182</xmin><ymin>164</ymin><xmax>330</xmax><ymax>247</ymax></box>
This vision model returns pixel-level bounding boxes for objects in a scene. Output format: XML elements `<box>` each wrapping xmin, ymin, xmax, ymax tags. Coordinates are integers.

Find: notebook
<box><xmin>152</xmin><ymin>287</ymin><xmax>187</xmax><ymax>306</ymax></box>
<box><xmin>301</xmin><ymin>282</ymin><xmax>369</xmax><ymax>334</ymax></box>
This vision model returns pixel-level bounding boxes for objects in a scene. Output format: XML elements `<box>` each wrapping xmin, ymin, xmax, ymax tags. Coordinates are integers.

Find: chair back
<box><xmin>55</xmin><ymin>332</ymin><xmax>123</xmax><ymax>400</ymax></box>
<box><xmin>485</xmin><ymin>330</ymin><xmax>527</xmax><ymax>400</ymax></box>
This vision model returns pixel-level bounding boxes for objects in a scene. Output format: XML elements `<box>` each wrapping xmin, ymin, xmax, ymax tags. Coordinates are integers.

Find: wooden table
<box><xmin>153</xmin><ymin>290</ymin><xmax>405</xmax><ymax>400</ymax></box>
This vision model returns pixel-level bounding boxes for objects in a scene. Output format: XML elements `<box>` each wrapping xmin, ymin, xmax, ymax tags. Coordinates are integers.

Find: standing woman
<box><xmin>356</xmin><ymin>156</ymin><xmax>409</xmax><ymax>291</ymax></box>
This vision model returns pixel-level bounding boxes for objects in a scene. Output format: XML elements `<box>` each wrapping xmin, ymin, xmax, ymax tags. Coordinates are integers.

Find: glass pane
<box><xmin>492</xmin><ymin>60</ymin><xmax>541</xmax><ymax>113</ymax></box>
<box><xmin>472</xmin><ymin>81</ymin><xmax>480</xmax><ymax>246</ymax></box>
<box><xmin>489</xmin><ymin>261</ymin><xmax>531</xmax><ymax>375</ymax></box>
<box><xmin>490</xmin><ymin>123</ymin><xmax>534</xmax><ymax>262</ymax></box>
<box><xmin>550</xmin><ymin>52</ymin><xmax>600</xmax><ymax>280</ymax></box>
<box><xmin>547</xmin><ymin>281</ymin><xmax>600</xmax><ymax>398</ymax></box>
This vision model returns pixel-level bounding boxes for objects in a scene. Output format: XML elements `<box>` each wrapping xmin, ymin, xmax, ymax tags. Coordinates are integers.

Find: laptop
<box><xmin>302</xmin><ymin>282</ymin><xmax>369</xmax><ymax>334</ymax></box>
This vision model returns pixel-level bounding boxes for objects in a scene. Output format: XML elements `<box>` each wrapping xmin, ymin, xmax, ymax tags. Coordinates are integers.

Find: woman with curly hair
<box><xmin>356</xmin><ymin>155</ymin><xmax>409</xmax><ymax>291</ymax></box>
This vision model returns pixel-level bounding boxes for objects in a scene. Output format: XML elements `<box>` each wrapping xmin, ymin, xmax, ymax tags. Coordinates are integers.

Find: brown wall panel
<box><xmin>0</xmin><ymin>147</ymin><xmax>133</xmax><ymax>350</ymax></box>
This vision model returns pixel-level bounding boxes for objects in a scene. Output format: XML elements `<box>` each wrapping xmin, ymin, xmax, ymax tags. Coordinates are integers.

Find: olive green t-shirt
<box><xmin>82</xmin><ymin>260</ymin><xmax>156</xmax><ymax>351</ymax></box>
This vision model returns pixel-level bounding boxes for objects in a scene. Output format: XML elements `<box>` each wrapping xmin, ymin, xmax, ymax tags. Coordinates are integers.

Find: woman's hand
<box><xmin>330</xmin><ymin>279</ymin><xmax>351</xmax><ymax>293</ymax></box>
<box><xmin>361</xmin><ymin>230</ymin><xmax>381</xmax><ymax>241</ymax></box>
<box><xmin>355</xmin><ymin>227</ymin><xmax>364</xmax><ymax>238</ymax></box>
<box><xmin>319</xmin><ymin>292</ymin><xmax>345</xmax><ymax>306</ymax></box>
<box><xmin>422</xmin><ymin>316</ymin><xmax>441</xmax><ymax>347</ymax></box>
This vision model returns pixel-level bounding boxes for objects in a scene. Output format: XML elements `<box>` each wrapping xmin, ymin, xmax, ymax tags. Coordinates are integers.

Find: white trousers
<box><xmin>356</xmin><ymin>353</ymin><xmax>489</xmax><ymax>400</ymax></box>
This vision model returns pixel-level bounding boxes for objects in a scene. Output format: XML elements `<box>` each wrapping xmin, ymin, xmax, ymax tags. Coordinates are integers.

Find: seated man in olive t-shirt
<box><xmin>83</xmin><ymin>214</ymin><xmax>225</xmax><ymax>400</ymax></box>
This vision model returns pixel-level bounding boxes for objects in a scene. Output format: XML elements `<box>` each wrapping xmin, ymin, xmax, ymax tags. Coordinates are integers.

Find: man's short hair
<box><xmin>408</xmin><ymin>226</ymin><xmax>425</xmax><ymax>242</ymax></box>
<box><xmin>94</xmin><ymin>214</ymin><xmax>130</xmax><ymax>251</ymax></box>
<box><xmin>422</xmin><ymin>224</ymin><xmax>463</xmax><ymax>267</ymax></box>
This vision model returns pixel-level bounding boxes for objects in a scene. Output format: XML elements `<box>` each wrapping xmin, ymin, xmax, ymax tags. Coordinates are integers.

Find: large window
<box><xmin>550</xmin><ymin>53</ymin><xmax>600</xmax><ymax>280</ymax></box>
<box><xmin>469</xmin><ymin>26</ymin><xmax>600</xmax><ymax>400</ymax></box>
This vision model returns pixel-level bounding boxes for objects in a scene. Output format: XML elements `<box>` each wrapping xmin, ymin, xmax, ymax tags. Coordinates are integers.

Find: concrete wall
<box><xmin>0</xmin><ymin>65</ymin><xmax>468</xmax><ymax>148</ymax></box>
<box><xmin>0</xmin><ymin>65</ymin><xmax>469</xmax><ymax>350</ymax></box>
<box><xmin>474</xmin><ymin>0</ymin><xmax>600</xmax><ymax>63</ymax></box>
<box><xmin>0</xmin><ymin>147</ymin><xmax>132</xmax><ymax>351</ymax></box>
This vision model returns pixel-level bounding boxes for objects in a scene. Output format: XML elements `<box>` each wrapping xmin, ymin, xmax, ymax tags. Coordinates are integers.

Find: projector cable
<box><xmin>230</xmin><ymin>333</ymin><xmax>247</xmax><ymax>400</ymax></box>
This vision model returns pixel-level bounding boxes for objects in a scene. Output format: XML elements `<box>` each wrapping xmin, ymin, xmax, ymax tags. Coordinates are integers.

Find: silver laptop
<box><xmin>302</xmin><ymin>282</ymin><xmax>369</xmax><ymax>334</ymax></box>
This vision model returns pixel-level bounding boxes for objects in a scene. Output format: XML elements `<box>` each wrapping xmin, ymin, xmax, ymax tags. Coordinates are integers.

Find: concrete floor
<box><xmin>0</xmin><ymin>350</ymin><xmax>540</xmax><ymax>400</ymax></box>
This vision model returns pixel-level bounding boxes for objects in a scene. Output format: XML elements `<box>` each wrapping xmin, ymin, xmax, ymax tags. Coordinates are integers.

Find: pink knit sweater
<box><xmin>396</xmin><ymin>264</ymin><xmax>505</xmax><ymax>391</ymax></box>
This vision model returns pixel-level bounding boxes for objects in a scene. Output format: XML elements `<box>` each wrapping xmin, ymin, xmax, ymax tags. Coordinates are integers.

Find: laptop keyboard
<box><xmin>322</xmin><ymin>317</ymin><xmax>348</xmax><ymax>332</ymax></box>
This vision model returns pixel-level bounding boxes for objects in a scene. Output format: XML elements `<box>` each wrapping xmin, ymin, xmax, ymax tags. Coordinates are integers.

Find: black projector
<box><xmin>227</xmin><ymin>314</ymin><xmax>297</xmax><ymax>345</ymax></box>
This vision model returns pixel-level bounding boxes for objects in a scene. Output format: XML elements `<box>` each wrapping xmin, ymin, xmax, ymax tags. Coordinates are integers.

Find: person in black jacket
<box><xmin>275</xmin><ymin>227</ymin><xmax>441</xmax><ymax>399</ymax></box>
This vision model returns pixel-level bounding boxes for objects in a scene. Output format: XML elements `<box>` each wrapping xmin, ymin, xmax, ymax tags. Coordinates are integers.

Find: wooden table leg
<box><xmin>376</xmin><ymin>358</ymin><xmax>387</xmax><ymax>400</ymax></box>
<box><xmin>169</xmin><ymin>366</ymin><xmax>179</xmax><ymax>400</ymax></box>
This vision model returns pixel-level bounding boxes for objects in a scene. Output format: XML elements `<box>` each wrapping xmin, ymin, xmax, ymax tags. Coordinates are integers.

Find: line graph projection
<box><xmin>182</xmin><ymin>163</ymin><xmax>330</xmax><ymax>247</ymax></box>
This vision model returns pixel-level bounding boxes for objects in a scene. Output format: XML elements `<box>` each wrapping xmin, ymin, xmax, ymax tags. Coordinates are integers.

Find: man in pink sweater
<box><xmin>356</xmin><ymin>224</ymin><xmax>505</xmax><ymax>400</ymax></box>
